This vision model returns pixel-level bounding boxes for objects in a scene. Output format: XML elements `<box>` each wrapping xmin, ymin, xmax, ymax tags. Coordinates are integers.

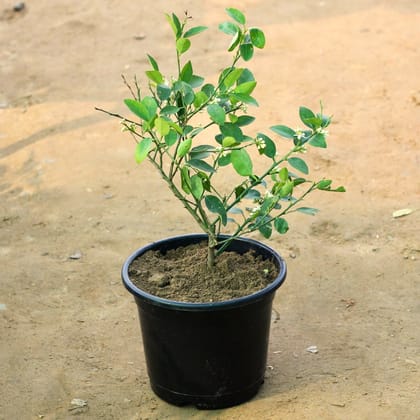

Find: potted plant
<box><xmin>97</xmin><ymin>8</ymin><xmax>345</xmax><ymax>409</ymax></box>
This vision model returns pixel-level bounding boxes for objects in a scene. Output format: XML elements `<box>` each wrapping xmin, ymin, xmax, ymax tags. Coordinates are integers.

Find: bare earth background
<box><xmin>1</xmin><ymin>0</ymin><xmax>419</xmax><ymax>419</ymax></box>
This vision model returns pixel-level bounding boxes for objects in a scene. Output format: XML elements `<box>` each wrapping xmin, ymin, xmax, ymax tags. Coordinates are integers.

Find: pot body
<box><xmin>121</xmin><ymin>234</ymin><xmax>287</xmax><ymax>409</ymax></box>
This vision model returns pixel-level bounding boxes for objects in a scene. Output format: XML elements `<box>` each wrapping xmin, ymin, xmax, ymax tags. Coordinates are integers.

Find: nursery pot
<box><xmin>121</xmin><ymin>234</ymin><xmax>287</xmax><ymax>409</ymax></box>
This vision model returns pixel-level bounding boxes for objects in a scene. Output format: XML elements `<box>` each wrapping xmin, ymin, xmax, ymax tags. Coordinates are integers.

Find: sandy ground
<box><xmin>1</xmin><ymin>0</ymin><xmax>419</xmax><ymax>419</ymax></box>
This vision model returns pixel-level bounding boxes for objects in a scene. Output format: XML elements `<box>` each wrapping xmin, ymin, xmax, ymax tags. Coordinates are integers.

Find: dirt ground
<box><xmin>1</xmin><ymin>0</ymin><xmax>419</xmax><ymax>419</ymax></box>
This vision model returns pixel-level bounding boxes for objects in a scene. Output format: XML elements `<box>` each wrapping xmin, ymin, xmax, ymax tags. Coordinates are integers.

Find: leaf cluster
<box><xmin>111</xmin><ymin>8</ymin><xmax>345</xmax><ymax>265</ymax></box>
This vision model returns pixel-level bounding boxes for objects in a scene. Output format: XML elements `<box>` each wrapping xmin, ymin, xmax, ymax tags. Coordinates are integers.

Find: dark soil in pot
<box><xmin>128</xmin><ymin>240</ymin><xmax>278</xmax><ymax>302</ymax></box>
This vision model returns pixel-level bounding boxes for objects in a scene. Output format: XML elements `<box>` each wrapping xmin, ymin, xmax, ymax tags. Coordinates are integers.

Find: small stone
<box><xmin>158</xmin><ymin>276</ymin><xmax>170</xmax><ymax>288</ymax></box>
<box><xmin>306</xmin><ymin>345</ymin><xmax>319</xmax><ymax>354</ymax></box>
<box><xmin>69</xmin><ymin>251</ymin><xmax>82</xmax><ymax>260</ymax></box>
<box><xmin>392</xmin><ymin>208</ymin><xmax>413</xmax><ymax>218</ymax></box>
<box><xmin>69</xmin><ymin>398</ymin><xmax>88</xmax><ymax>411</ymax></box>
<box><xmin>13</xmin><ymin>2</ymin><xmax>25</xmax><ymax>12</ymax></box>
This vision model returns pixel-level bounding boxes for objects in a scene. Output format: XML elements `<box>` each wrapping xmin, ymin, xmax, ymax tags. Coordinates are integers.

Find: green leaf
<box><xmin>226</xmin><ymin>8</ymin><xmax>246</xmax><ymax>25</ymax></box>
<box><xmin>202</xmin><ymin>84</ymin><xmax>215</xmax><ymax>97</ymax></box>
<box><xmin>279</xmin><ymin>167</ymin><xmax>289</xmax><ymax>182</ymax></box>
<box><xmin>184</xmin><ymin>25</ymin><xmax>208</xmax><ymax>38</ymax></box>
<box><xmin>145</xmin><ymin>70</ymin><xmax>164</xmax><ymax>84</ymax></box>
<box><xmin>270</xmin><ymin>125</ymin><xmax>295</xmax><ymax>139</ymax></box>
<box><xmin>168</xmin><ymin>121</ymin><xmax>183</xmax><ymax>134</ymax></box>
<box><xmin>174</xmin><ymin>81</ymin><xmax>195</xmax><ymax>105</ymax></box>
<box><xmin>240</xmin><ymin>43</ymin><xmax>254</xmax><ymax>61</ymax></box>
<box><xmin>190</xmin><ymin>145</ymin><xmax>216</xmax><ymax>160</ymax></box>
<box><xmin>309</xmin><ymin>133</ymin><xmax>327</xmax><ymax>148</ymax></box>
<box><xmin>198</xmin><ymin>172</ymin><xmax>211</xmax><ymax>191</ymax></box>
<box><xmin>124</xmin><ymin>99</ymin><xmax>149</xmax><ymax>121</ymax></box>
<box><xmin>219</xmin><ymin>21</ymin><xmax>239</xmax><ymax>35</ymax></box>
<box><xmin>190</xmin><ymin>75</ymin><xmax>204</xmax><ymax>88</ymax></box>
<box><xmin>190</xmin><ymin>175</ymin><xmax>204</xmax><ymax>200</ymax></box>
<box><xmin>205</xmin><ymin>195</ymin><xmax>227</xmax><ymax>226</ymax></box>
<box><xmin>176</xmin><ymin>38</ymin><xmax>191</xmax><ymax>54</ymax></box>
<box><xmin>190</xmin><ymin>145</ymin><xmax>216</xmax><ymax>153</ymax></box>
<box><xmin>135</xmin><ymin>138</ymin><xmax>152</xmax><ymax>163</ymax></box>
<box><xmin>147</xmin><ymin>54</ymin><xmax>159</xmax><ymax>71</ymax></box>
<box><xmin>160</xmin><ymin>105</ymin><xmax>180</xmax><ymax>115</ymax></box>
<box><xmin>236</xmin><ymin>115</ymin><xmax>255</xmax><ymax>126</ymax></box>
<box><xmin>299</xmin><ymin>106</ymin><xmax>316</xmax><ymax>128</ymax></box>
<box><xmin>193</xmin><ymin>91</ymin><xmax>208</xmax><ymax>108</ymax></box>
<box><xmin>260</xmin><ymin>195</ymin><xmax>278</xmax><ymax>214</ymax></box>
<box><xmin>177</xmin><ymin>138</ymin><xmax>192</xmax><ymax>158</ymax></box>
<box><xmin>142</xmin><ymin>96</ymin><xmax>158</xmax><ymax>119</ymax></box>
<box><xmin>279</xmin><ymin>180</ymin><xmax>294</xmax><ymax>197</ymax></box>
<box><xmin>288</xmin><ymin>157</ymin><xmax>309</xmax><ymax>174</ymax></box>
<box><xmin>224</xmin><ymin>68</ymin><xmax>244</xmax><ymax>88</ymax></box>
<box><xmin>220</xmin><ymin>123</ymin><xmax>243</xmax><ymax>142</ymax></box>
<box><xmin>222</xmin><ymin>136</ymin><xmax>237</xmax><ymax>147</ymax></box>
<box><xmin>207</xmin><ymin>104</ymin><xmax>226</xmax><ymax>125</ymax></box>
<box><xmin>245</xmin><ymin>189</ymin><xmax>261</xmax><ymax>199</ymax></box>
<box><xmin>166</xmin><ymin>13</ymin><xmax>182</xmax><ymax>38</ymax></box>
<box><xmin>333</xmin><ymin>186</ymin><xmax>346</xmax><ymax>192</ymax></box>
<box><xmin>274</xmin><ymin>217</ymin><xmax>289</xmax><ymax>234</ymax></box>
<box><xmin>234</xmin><ymin>185</ymin><xmax>245</xmax><ymax>199</ymax></box>
<box><xmin>164</xmin><ymin>129</ymin><xmax>178</xmax><ymax>146</ymax></box>
<box><xmin>250</xmin><ymin>28</ymin><xmax>265</xmax><ymax>49</ymax></box>
<box><xmin>181</xmin><ymin>166</ymin><xmax>192</xmax><ymax>194</ymax></box>
<box><xmin>228</xmin><ymin>30</ymin><xmax>241</xmax><ymax>52</ymax></box>
<box><xmin>296</xmin><ymin>207</ymin><xmax>319</xmax><ymax>216</ymax></box>
<box><xmin>187</xmin><ymin>159</ymin><xmax>216</xmax><ymax>173</ymax></box>
<box><xmin>234</xmin><ymin>81</ymin><xmax>257</xmax><ymax>95</ymax></box>
<box><xmin>257</xmin><ymin>133</ymin><xmax>276</xmax><ymax>158</ymax></box>
<box><xmin>231</xmin><ymin>93</ymin><xmax>258</xmax><ymax>106</ymax></box>
<box><xmin>218</xmin><ymin>153</ymin><xmax>231</xmax><ymax>166</ymax></box>
<box><xmin>259</xmin><ymin>222</ymin><xmax>272</xmax><ymax>239</ymax></box>
<box><xmin>293</xmin><ymin>177</ymin><xmax>307</xmax><ymax>187</ymax></box>
<box><xmin>231</xmin><ymin>149</ymin><xmax>253</xmax><ymax>176</ymax></box>
<box><xmin>157</xmin><ymin>84</ymin><xmax>171</xmax><ymax>101</ymax></box>
<box><xmin>155</xmin><ymin>117</ymin><xmax>170</xmax><ymax>137</ymax></box>
<box><xmin>317</xmin><ymin>179</ymin><xmax>332</xmax><ymax>190</ymax></box>
<box><xmin>238</xmin><ymin>68</ymin><xmax>255</xmax><ymax>84</ymax></box>
<box><xmin>180</xmin><ymin>61</ymin><xmax>193</xmax><ymax>82</ymax></box>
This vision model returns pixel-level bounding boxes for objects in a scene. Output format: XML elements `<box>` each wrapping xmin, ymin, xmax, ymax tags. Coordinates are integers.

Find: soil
<box><xmin>128</xmin><ymin>242</ymin><xmax>277</xmax><ymax>302</ymax></box>
<box><xmin>0</xmin><ymin>1</ymin><xmax>419</xmax><ymax>419</ymax></box>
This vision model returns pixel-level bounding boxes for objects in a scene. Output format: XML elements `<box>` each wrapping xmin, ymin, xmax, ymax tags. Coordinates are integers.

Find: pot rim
<box><xmin>121</xmin><ymin>233</ymin><xmax>287</xmax><ymax>310</ymax></box>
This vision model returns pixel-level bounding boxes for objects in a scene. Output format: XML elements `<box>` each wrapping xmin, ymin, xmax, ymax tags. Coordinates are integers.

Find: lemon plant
<box><xmin>97</xmin><ymin>8</ymin><xmax>345</xmax><ymax>268</ymax></box>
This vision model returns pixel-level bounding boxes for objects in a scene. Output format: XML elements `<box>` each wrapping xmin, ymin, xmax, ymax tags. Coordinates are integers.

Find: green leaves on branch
<box><xmin>296</xmin><ymin>207</ymin><xmax>319</xmax><ymax>216</ymax></box>
<box><xmin>176</xmin><ymin>38</ymin><xmax>191</xmax><ymax>54</ymax></box>
<box><xmin>135</xmin><ymin>138</ymin><xmax>152</xmax><ymax>163</ymax></box>
<box><xmin>250</xmin><ymin>28</ymin><xmax>265</xmax><ymax>49</ymax></box>
<box><xmin>113</xmin><ymin>8</ymin><xmax>345</xmax><ymax>266</ymax></box>
<box><xmin>205</xmin><ymin>195</ymin><xmax>227</xmax><ymax>226</ymax></box>
<box><xmin>231</xmin><ymin>149</ymin><xmax>253</xmax><ymax>176</ymax></box>
<box><xmin>184</xmin><ymin>26</ymin><xmax>208</xmax><ymax>38</ymax></box>
<box><xmin>317</xmin><ymin>179</ymin><xmax>346</xmax><ymax>192</ymax></box>
<box><xmin>177</xmin><ymin>138</ymin><xmax>192</xmax><ymax>158</ymax></box>
<box><xmin>124</xmin><ymin>97</ymin><xmax>157</xmax><ymax>122</ymax></box>
<box><xmin>270</xmin><ymin>125</ymin><xmax>295</xmax><ymax>139</ymax></box>
<box><xmin>219</xmin><ymin>21</ymin><xmax>240</xmax><ymax>36</ymax></box>
<box><xmin>226</xmin><ymin>8</ymin><xmax>246</xmax><ymax>25</ymax></box>
<box><xmin>207</xmin><ymin>104</ymin><xmax>226</xmax><ymax>125</ymax></box>
<box><xmin>288</xmin><ymin>157</ymin><xmax>309</xmax><ymax>174</ymax></box>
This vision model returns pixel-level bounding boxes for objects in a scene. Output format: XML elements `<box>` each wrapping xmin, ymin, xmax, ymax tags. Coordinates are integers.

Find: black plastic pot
<box><xmin>121</xmin><ymin>234</ymin><xmax>287</xmax><ymax>409</ymax></box>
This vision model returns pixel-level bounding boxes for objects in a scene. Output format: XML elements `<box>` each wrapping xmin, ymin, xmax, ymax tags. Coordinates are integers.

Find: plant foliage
<box><xmin>98</xmin><ymin>8</ymin><xmax>345</xmax><ymax>268</ymax></box>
